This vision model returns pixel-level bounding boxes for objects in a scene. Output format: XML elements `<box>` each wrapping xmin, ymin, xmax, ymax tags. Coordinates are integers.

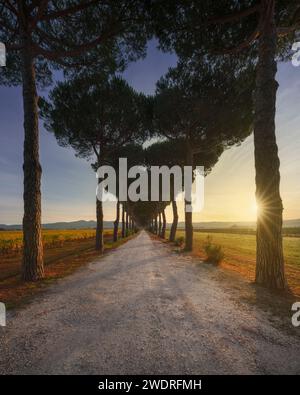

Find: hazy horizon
<box><xmin>1</xmin><ymin>218</ymin><xmax>300</xmax><ymax>228</ymax></box>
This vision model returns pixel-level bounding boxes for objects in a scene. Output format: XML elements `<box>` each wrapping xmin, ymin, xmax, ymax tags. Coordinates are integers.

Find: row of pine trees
<box><xmin>1</xmin><ymin>1</ymin><xmax>299</xmax><ymax>290</ymax></box>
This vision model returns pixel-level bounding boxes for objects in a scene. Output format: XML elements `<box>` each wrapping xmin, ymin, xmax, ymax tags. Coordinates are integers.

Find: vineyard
<box><xmin>0</xmin><ymin>229</ymin><xmax>100</xmax><ymax>255</ymax></box>
<box><xmin>0</xmin><ymin>229</ymin><xmax>122</xmax><ymax>283</ymax></box>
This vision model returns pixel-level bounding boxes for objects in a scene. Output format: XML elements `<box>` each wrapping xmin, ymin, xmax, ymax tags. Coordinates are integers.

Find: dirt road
<box><xmin>0</xmin><ymin>230</ymin><xmax>299</xmax><ymax>374</ymax></box>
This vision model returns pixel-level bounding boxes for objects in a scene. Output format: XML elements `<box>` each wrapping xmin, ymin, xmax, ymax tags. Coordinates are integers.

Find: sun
<box><xmin>251</xmin><ymin>201</ymin><xmax>263</xmax><ymax>217</ymax></box>
<box><xmin>251</xmin><ymin>202</ymin><xmax>260</xmax><ymax>216</ymax></box>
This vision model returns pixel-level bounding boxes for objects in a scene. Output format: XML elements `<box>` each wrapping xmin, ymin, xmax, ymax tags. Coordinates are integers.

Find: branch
<box><xmin>0</xmin><ymin>16</ymin><xmax>17</xmax><ymax>33</ymax></box>
<box><xmin>208</xmin><ymin>3</ymin><xmax>261</xmax><ymax>25</ymax></box>
<box><xmin>32</xmin><ymin>37</ymin><xmax>103</xmax><ymax>59</ymax></box>
<box><xmin>159</xmin><ymin>130</ymin><xmax>179</xmax><ymax>141</ymax></box>
<box><xmin>32</xmin><ymin>24</ymin><xmax>120</xmax><ymax>60</ymax></box>
<box><xmin>277</xmin><ymin>25</ymin><xmax>300</xmax><ymax>37</ymax></box>
<box><xmin>291</xmin><ymin>6</ymin><xmax>300</xmax><ymax>25</ymax></box>
<box><xmin>28</xmin><ymin>0</ymin><xmax>42</xmax><ymax>11</ymax></box>
<box><xmin>92</xmin><ymin>143</ymin><xmax>101</xmax><ymax>161</ymax></box>
<box><xmin>35</xmin><ymin>26</ymin><xmax>66</xmax><ymax>45</ymax></box>
<box><xmin>212</xmin><ymin>24</ymin><xmax>261</xmax><ymax>55</ymax></box>
<box><xmin>6</xmin><ymin>42</ymin><xmax>24</xmax><ymax>50</ymax></box>
<box><xmin>30</xmin><ymin>0</ymin><xmax>49</xmax><ymax>30</ymax></box>
<box><xmin>39</xmin><ymin>0</ymin><xmax>99</xmax><ymax>22</ymax></box>
<box><xmin>17</xmin><ymin>0</ymin><xmax>26</xmax><ymax>27</ymax></box>
<box><xmin>3</xmin><ymin>0</ymin><xmax>18</xmax><ymax>16</ymax></box>
<box><xmin>209</xmin><ymin>4</ymin><xmax>269</xmax><ymax>55</ymax></box>
<box><xmin>192</xmin><ymin>142</ymin><xmax>222</xmax><ymax>156</ymax></box>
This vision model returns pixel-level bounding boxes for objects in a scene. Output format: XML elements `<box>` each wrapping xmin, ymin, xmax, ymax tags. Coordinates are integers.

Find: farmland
<box><xmin>1</xmin><ymin>228</ymin><xmax>299</xmax><ymax>298</ymax></box>
<box><xmin>0</xmin><ymin>228</ymin><xmax>135</xmax><ymax>308</ymax></box>
<box><xmin>0</xmin><ymin>229</ymin><xmax>98</xmax><ymax>254</ymax></box>
<box><xmin>0</xmin><ymin>229</ymin><xmax>119</xmax><ymax>282</ymax></box>
<box><xmin>171</xmin><ymin>230</ymin><xmax>300</xmax><ymax>297</ymax></box>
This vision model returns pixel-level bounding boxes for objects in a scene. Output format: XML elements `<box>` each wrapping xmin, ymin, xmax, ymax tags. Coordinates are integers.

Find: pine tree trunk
<box><xmin>185</xmin><ymin>208</ymin><xmax>193</xmax><ymax>251</ymax></box>
<box><xmin>158</xmin><ymin>211</ymin><xmax>162</xmax><ymax>237</ymax></box>
<box><xmin>125</xmin><ymin>210</ymin><xmax>129</xmax><ymax>236</ymax></box>
<box><xmin>113</xmin><ymin>200</ymin><xmax>120</xmax><ymax>242</ymax></box>
<box><xmin>161</xmin><ymin>209</ymin><xmax>166</xmax><ymax>239</ymax></box>
<box><xmin>21</xmin><ymin>39</ymin><xmax>44</xmax><ymax>281</ymax></box>
<box><xmin>121</xmin><ymin>204</ymin><xmax>125</xmax><ymax>238</ymax></box>
<box><xmin>169</xmin><ymin>200</ymin><xmax>178</xmax><ymax>242</ymax></box>
<box><xmin>96</xmin><ymin>198</ymin><xmax>104</xmax><ymax>252</ymax></box>
<box><xmin>184</xmin><ymin>140</ymin><xmax>193</xmax><ymax>251</ymax></box>
<box><xmin>254</xmin><ymin>0</ymin><xmax>286</xmax><ymax>290</ymax></box>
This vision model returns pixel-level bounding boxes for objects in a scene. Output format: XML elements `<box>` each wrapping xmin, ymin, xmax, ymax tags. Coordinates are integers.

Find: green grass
<box><xmin>169</xmin><ymin>230</ymin><xmax>300</xmax><ymax>296</ymax></box>
<box><xmin>190</xmin><ymin>227</ymin><xmax>300</xmax><ymax>237</ymax></box>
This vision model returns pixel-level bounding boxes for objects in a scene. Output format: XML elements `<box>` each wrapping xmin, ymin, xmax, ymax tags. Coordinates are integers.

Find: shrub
<box><xmin>174</xmin><ymin>236</ymin><xmax>185</xmax><ymax>247</ymax></box>
<box><xmin>203</xmin><ymin>236</ymin><xmax>224</xmax><ymax>264</ymax></box>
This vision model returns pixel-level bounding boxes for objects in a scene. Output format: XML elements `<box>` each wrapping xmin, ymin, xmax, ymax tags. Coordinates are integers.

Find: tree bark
<box><xmin>169</xmin><ymin>200</ymin><xmax>178</xmax><ymax>242</ymax></box>
<box><xmin>184</xmin><ymin>140</ymin><xmax>193</xmax><ymax>251</ymax></box>
<box><xmin>121</xmin><ymin>204</ymin><xmax>125</xmax><ymax>238</ymax></box>
<box><xmin>154</xmin><ymin>215</ymin><xmax>158</xmax><ymax>234</ymax></box>
<box><xmin>96</xmin><ymin>197</ymin><xmax>104</xmax><ymax>252</ymax></box>
<box><xmin>21</xmin><ymin>37</ymin><xmax>44</xmax><ymax>281</ymax></box>
<box><xmin>125</xmin><ymin>210</ymin><xmax>129</xmax><ymax>236</ymax></box>
<box><xmin>185</xmin><ymin>208</ymin><xmax>193</xmax><ymax>251</ymax></box>
<box><xmin>254</xmin><ymin>0</ymin><xmax>286</xmax><ymax>290</ymax></box>
<box><xmin>130</xmin><ymin>217</ymin><xmax>133</xmax><ymax>231</ymax></box>
<box><xmin>158</xmin><ymin>211</ymin><xmax>162</xmax><ymax>237</ymax></box>
<box><xmin>161</xmin><ymin>209</ymin><xmax>166</xmax><ymax>239</ymax></box>
<box><xmin>113</xmin><ymin>200</ymin><xmax>120</xmax><ymax>242</ymax></box>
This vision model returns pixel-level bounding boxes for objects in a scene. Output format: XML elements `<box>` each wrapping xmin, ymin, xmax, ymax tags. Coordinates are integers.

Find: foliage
<box><xmin>0</xmin><ymin>1</ymin><xmax>150</xmax><ymax>86</ymax></box>
<box><xmin>174</xmin><ymin>236</ymin><xmax>185</xmax><ymax>248</ymax></box>
<box><xmin>150</xmin><ymin>1</ymin><xmax>299</xmax><ymax>62</ymax></box>
<box><xmin>40</xmin><ymin>75</ymin><xmax>149</xmax><ymax>163</ymax></box>
<box><xmin>153</xmin><ymin>56</ymin><xmax>255</xmax><ymax>162</ymax></box>
<box><xmin>145</xmin><ymin>139</ymin><xmax>186</xmax><ymax>167</ymax></box>
<box><xmin>203</xmin><ymin>236</ymin><xmax>224</xmax><ymax>264</ymax></box>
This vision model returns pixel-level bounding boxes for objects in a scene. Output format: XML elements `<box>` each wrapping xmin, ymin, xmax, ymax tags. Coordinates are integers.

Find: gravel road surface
<box><xmin>0</xmin><ymin>230</ymin><xmax>299</xmax><ymax>374</ymax></box>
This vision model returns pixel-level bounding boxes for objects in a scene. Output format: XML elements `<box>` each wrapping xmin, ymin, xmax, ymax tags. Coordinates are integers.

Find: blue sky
<box><xmin>0</xmin><ymin>40</ymin><xmax>299</xmax><ymax>224</ymax></box>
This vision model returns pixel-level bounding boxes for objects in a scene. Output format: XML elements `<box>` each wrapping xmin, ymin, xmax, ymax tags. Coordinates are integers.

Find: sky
<box><xmin>0</xmin><ymin>39</ymin><xmax>299</xmax><ymax>225</ymax></box>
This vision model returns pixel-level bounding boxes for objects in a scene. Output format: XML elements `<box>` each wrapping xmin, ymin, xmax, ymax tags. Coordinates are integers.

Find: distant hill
<box><xmin>0</xmin><ymin>220</ymin><xmax>114</xmax><ymax>230</ymax></box>
<box><xmin>1</xmin><ymin>218</ymin><xmax>299</xmax><ymax>231</ymax></box>
<box><xmin>173</xmin><ymin>219</ymin><xmax>300</xmax><ymax>229</ymax></box>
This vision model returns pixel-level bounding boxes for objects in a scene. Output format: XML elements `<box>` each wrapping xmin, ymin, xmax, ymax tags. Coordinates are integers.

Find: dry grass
<box><xmin>169</xmin><ymin>230</ymin><xmax>300</xmax><ymax>297</ymax></box>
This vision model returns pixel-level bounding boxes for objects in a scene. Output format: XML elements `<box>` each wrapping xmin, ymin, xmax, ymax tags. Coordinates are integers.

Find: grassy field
<box><xmin>183</xmin><ymin>227</ymin><xmax>300</xmax><ymax>237</ymax></box>
<box><xmin>171</xmin><ymin>230</ymin><xmax>300</xmax><ymax>297</ymax></box>
<box><xmin>0</xmin><ymin>229</ymin><xmax>99</xmax><ymax>254</ymax></box>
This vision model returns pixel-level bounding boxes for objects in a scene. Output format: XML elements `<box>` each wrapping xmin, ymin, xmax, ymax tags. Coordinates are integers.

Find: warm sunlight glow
<box><xmin>252</xmin><ymin>201</ymin><xmax>265</xmax><ymax>218</ymax></box>
<box><xmin>252</xmin><ymin>202</ymin><xmax>259</xmax><ymax>216</ymax></box>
